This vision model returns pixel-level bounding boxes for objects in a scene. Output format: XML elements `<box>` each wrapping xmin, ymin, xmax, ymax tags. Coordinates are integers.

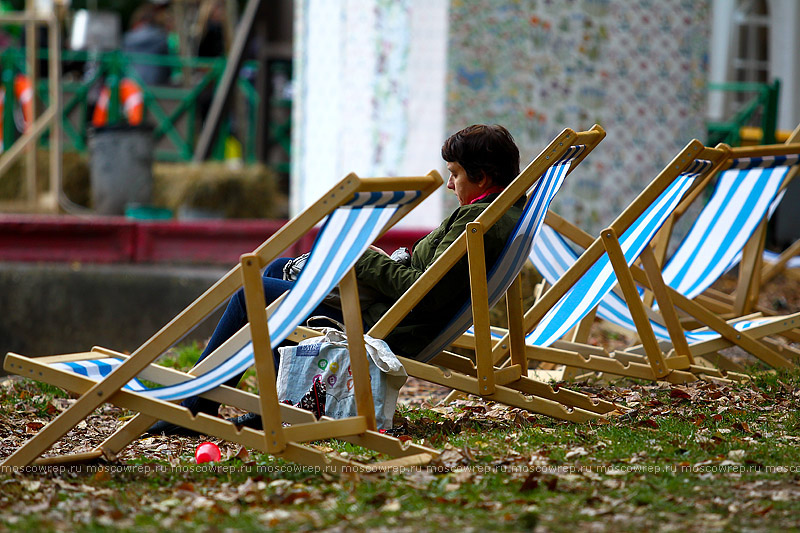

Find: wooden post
<box><xmin>639</xmin><ymin>246</ymin><xmax>694</xmax><ymax>365</ymax></box>
<box><xmin>48</xmin><ymin>14</ymin><xmax>61</xmax><ymax>211</ymax></box>
<box><xmin>338</xmin><ymin>269</ymin><xmax>377</xmax><ymax>431</ymax></box>
<box><xmin>25</xmin><ymin>0</ymin><xmax>37</xmax><ymax>208</ymax></box>
<box><xmin>466</xmin><ymin>221</ymin><xmax>496</xmax><ymax>395</ymax></box>
<box><xmin>239</xmin><ymin>253</ymin><xmax>287</xmax><ymax>453</ymax></box>
<box><xmin>506</xmin><ymin>275</ymin><xmax>528</xmax><ymax>374</ymax></box>
<box><xmin>194</xmin><ymin>0</ymin><xmax>262</xmax><ymax>161</ymax></box>
<box><xmin>601</xmin><ymin>228</ymin><xmax>669</xmax><ymax>378</ymax></box>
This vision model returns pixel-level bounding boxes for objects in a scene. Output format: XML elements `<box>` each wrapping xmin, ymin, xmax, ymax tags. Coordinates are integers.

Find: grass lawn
<box><xmin>1</xmin><ymin>354</ymin><xmax>800</xmax><ymax>532</ymax></box>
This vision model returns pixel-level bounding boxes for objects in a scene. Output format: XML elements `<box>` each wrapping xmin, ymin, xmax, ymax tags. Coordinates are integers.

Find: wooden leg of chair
<box><xmin>666</xmin><ymin>288</ymin><xmax>795</xmax><ymax>369</ymax></box>
<box><xmin>760</xmin><ymin>239</ymin><xmax>800</xmax><ymax>285</ymax></box>
<box><xmin>466</xmin><ymin>221</ymin><xmax>496</xmax><ymax>395</ymax></box>
<box><xmin>559</xmin><ymin>309</ymin><xmax>596</xmax><ymax>380</ymax></box>
<box><xmin>601</xmin><ymin>229</ymin><xmax>670</xmax><ymax>378</ymax></box>
<box><xmin>240</xmin><ymin>254</ymin><xmax>287</xmax><ymax>454</ymax></box>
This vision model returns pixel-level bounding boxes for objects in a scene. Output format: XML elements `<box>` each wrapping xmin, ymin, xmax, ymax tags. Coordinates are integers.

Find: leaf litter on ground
<box><xmin>1</xmin><ymin>272</ymin><xmax>800</xmax><ymax>531</ymax></box>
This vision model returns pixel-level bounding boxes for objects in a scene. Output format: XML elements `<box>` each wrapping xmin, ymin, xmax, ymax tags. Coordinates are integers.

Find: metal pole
<box><xmin>25</xmin><ymin>0</ymin><xmax>37</xmax><ymax>208</ymax></box>
<box><xmin>193</xmin><ymin>0</ymin><xmax>261</xmax><ymax>162</ymax></box>
<box><xmin>49</xmin><ymin>14</ymin><xmax>62</xmax><ymax>212</ymax></box>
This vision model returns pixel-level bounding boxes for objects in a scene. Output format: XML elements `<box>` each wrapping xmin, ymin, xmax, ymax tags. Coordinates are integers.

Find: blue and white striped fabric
<box><xmin>525</xmin><ymin>160</ymin><xmax>710</xmax><ymax>348</ymax></box>
<box><xmin>534</xmin><ymin>220</ymin><xmax>778</xmax><ymax>343</ymax></box>
<box><xmin>51</xmin><ymin>358</ymin><xmax>148</xmax><ymax>392</ymax></box>
<box><xmin>763</xmin><ymin>249</ymin><xmax>800</xmax><ymax>269</ymax></box>
<box><xmin>662</xmin><ymin>159</ymin><xmax>793</xmax><ymax>299</ymax></box>
<box><xmin>727</xmin><ymin>153</ymin><xmax>799</xmax><ymax>170</ymax></box>
<box><xmin>416</xmin><ymin>145</ymin><xmax>586</xmax><ymax>362</ymax></box>
<box><xmin>54</xmin><ymin>192</ymin><xmax>421</xmax><ymax>401</ymax></box>
<box><xmin>530</xmin><ymin>153</ymin><xmax>800</xmax><ymax>345</ymax></box>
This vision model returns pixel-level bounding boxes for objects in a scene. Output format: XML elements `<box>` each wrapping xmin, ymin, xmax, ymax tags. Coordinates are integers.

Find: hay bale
<box><xmin>0</xmin><ymin>150</ymin><xmax>90</xmax><ymax>206</ymax></box>
<box><xmin>0</xmin><ymin>152</ymin><xmax>282</xmax><ymax>218</ymax></box>
<box><xmin>153</xmin><ymin>161</ymin><xmax>280</xmax><ymax>219</ymax></box>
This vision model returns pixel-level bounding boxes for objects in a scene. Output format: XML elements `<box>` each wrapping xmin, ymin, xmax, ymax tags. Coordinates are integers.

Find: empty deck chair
<box><xmin>290</xmin><ymin>126</ymin><xmax>618</xmax><ymax>420</ymax></box>
<box><xmin>528</xmin><ymin>142</ymin><xmax>800</xmax><ymax>377</ymax></box>
<box><xmin>761</xmin><ymin>247</ymin><xmax>800</xmax><ymax>280</ymax></box>
<box><xmin>450</xmin><ymin>140</ymin><xmax>739</xmax><ymax>384</ymax></box>
<box><xmin>2</xmin><ymin>172</ymin><xmax>442</xmax><ymax>471</ymax></box>
<box><xmin>692</xmin><ymin>123</ymin><xmax>800</xmax><ymax>315</ymax></box>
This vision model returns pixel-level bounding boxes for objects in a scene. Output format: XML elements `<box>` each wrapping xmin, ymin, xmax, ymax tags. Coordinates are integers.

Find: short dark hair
<box><xmin>130</xmin><ymin>4</ymin><xmax>158</xmax><ymax>27</ymax></box>
<box><xmin>441</xmin><ymin>124</ymin><xmax>520</xmax><ymax>187</ymax></box>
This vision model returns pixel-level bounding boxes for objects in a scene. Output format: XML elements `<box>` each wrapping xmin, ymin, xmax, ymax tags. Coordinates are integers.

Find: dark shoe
<box><xmin>145</xmin><ymin>419</ymin><xmax>202</xmax><ymax>437</ymax></box>
<box><xmin>145</xmin><ymin>397</ymin><xmax>221</xmax><ymax>436</ymax></box>
<box><xmin>227</xmin><ymin>411</ymin><xmax>263</xmax><ymax>430</ymax></box>
<box><xmin>228</xmin><ymin>378</ymin><xmax>326</xmax><ymax>431</ymax></box>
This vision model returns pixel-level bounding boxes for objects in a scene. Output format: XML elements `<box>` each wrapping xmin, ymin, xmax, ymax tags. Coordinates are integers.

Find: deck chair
<box><xmin>287</xmin><ymin>126</ymin><xmax>617</xmax><ymax>420</ymax></box>
<box><xmin>2</xmin><ymin>171</ymin><xmax>443</xmax><ymax>472</ymax></box>
<box><xmin>527</xmin><ymin>141</ymin><xmax>800</xmax><ymax>379</ymax></box>
<box><xmin>761</xmin><ymin>249</ymin><xmax>800</xmax><ymax>277</ymax></box>
<box><xmin>450</xmin><ymin>140</ymin><xmax>742</xmax><ymax>384</ymax></box>
<box><xmin>686</xmin><ymin>122</ymin><xmax>800</xmax><ymax>316</ymax></box>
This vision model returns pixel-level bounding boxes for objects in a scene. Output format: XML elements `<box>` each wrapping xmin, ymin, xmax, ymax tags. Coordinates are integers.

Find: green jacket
<box><xmin>354</xmin><ymin>193</ymin><xmax>525</xmax><ymax>358</ymax></box>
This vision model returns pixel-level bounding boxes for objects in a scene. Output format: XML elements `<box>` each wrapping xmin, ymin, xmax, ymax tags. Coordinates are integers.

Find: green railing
<box><xmin>706</xmin><ymin>80</ymin><xmax>780</xmax><ymax>147</ymax></box>
<box><xmin>0</xmin><ymin>47</ymin><xmax>260</xmax><ymax>162</ymax></box>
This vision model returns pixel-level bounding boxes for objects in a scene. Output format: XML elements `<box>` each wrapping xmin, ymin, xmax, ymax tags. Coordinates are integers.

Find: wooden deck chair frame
<box><xmin>663</xmin><ymin>125</ymin><xmax>800</xmax><ymax>362</ymax></box>
<box><xmin>2</xmin><ymin>172</ymin><xmax>443</xmax><ymax>472</ymax></box>
<box><xmin>674</xmin><ymin>124</ymin><xmax>800</xmax><ymax>319</ymax></box>
<box><xmin>288</xmin><ymin>126</ymin><xmax>620</xmax><ymax>422</ymax></box>
<box><xmin>513</xmin><ymin>140</ymin><xmax>800</xmax><ymax>381</ymax></box>
<box><xmin>627</xmin><ymin>135</ymin><xmax>800</xmax><ymax>373</ymax></box>
<box><xmin>595</xmin><ymin>137</ymin><xmax>800</xmax><ymax>373</ymax></box>
<box><xmin>453</xmin><ymin>140</ymin><xmax>753</xmax><ymax>384</ymax></box>
<box><xmin>523</xmin><ymin>210</ymin><xmax>800</xmax><ymax>380</ymax></box>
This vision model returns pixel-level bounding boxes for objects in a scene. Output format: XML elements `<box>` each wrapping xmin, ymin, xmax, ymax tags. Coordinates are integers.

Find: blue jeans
<box><xmin>183</xmin><ymin>257</ymin><xmax>344</xmax><ymax>415</ymax></box>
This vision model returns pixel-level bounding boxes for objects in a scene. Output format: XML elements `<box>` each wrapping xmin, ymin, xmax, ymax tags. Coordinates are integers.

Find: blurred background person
<box><xmin>122</xmin><ymin>3</ymin><xmax>171</xmax><ymax>86</ymax></box>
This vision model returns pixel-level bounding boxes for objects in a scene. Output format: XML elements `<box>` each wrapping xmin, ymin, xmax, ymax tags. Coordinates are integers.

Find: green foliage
<box><xmin>156</xmin><ymin>342</ymin><xmax>204</xmax><ymax>372</ymax></box>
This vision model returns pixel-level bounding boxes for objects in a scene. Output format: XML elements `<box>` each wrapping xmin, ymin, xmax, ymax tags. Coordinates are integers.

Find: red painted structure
<box><xmin>0</xmin><ymin>215</ymin><xmax>430</xmax><ymax>265</ymax></box>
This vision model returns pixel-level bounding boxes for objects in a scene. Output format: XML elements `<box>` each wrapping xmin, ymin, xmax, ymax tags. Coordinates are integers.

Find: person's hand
<box><xmin>369</xmin><ymin>245</ymin><xmax>390</xmax><ymax>257</ymax></box>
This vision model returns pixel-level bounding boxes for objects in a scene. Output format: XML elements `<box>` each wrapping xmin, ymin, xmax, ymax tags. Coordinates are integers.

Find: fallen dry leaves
<box><xmin>0</xmin><ymin>273</ymin><xmax>799</xmax><ymax>530</ymax></box>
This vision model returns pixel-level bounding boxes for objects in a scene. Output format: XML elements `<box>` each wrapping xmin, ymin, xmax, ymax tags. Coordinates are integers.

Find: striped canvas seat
<box><xmin>526</xmin><ymin>159</ymin><xmax>709</xmax><ymax>348</ymax></box>
<box><xmin>530</xmin><ymin>152</ymin><xmax>800</xmax><ymax>346</ymax></box>
<box><xmin>533</xmin><ymin>225</ymin><xmax>776</xmax><ymax>345</ymax></box>
<box><xmin>51</xmin><ymin>358</ymin><xmax>148</xmax><ymax>392</ymax></box>
<box><xmin>3</xmin><ymin>172</ymin><xmax>443</xmax><ymax>471</ymax></box>
<box><xmin>55</xmin><ymin>191</ymin><xmax>422</xmax><ymax>402</ymax></box>
<box><xmin>664</xmin><ymin>153</ymin><xmax>799</xmax><ymax>298</ymax></box>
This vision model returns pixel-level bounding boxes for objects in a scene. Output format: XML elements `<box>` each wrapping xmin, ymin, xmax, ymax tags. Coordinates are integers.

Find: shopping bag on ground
<box><xmin>276</xmin><ymin>319</ymin><xmax>407</xmax><ymax>429</ymax></box>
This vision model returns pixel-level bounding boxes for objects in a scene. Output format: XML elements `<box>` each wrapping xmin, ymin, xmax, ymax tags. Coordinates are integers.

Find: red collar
<box><xmin>469</xmin><ymin>186</ymin><xmax>505</xmax><ymax>205</ymax></box>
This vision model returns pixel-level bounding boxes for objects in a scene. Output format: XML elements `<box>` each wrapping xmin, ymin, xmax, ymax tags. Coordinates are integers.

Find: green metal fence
<box><xmin>0</xmin><ymin>47</ymin><xmax>260</xmax><ymax>162</ymax></box>
<box><xmin>706</xmin><ymin>80</ymin><xmax>780</xmax><ymax>147</ymax></box>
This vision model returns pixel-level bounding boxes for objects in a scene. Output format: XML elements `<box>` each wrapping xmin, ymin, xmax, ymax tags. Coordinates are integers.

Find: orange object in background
<box><xmin>92</xmin><ymin>78</ymin><xmax>144</xmax><ymax>127</ymax></box>
<box><xmin>0</xmin><ymin>74</ymin><xmax>34</xmax><ymax>151</ymax></box>
<box><xmin>13</xmin><ymin>74</ymin><xmax>33</xmax><ymax>129</ymax></box>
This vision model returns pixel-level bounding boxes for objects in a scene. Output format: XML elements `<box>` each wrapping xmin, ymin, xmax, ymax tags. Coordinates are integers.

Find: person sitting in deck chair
<box><xmin>149</xmin><ymin>124</ymin><xmax>525</xmax><ymax>435</ymax></box>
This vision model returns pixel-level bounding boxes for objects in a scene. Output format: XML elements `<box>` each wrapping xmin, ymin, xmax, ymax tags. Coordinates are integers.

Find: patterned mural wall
<box><xmin>446</xmin><ymin>0</ymin><xmax>711</xmax><ymax>231</ymax></box>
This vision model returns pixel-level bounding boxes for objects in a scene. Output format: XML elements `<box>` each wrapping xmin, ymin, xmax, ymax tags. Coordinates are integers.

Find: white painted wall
<box><xmin>291</xmin><ymin>0</ymin><xmax>448</xmax><ymax>229</ymax></box>
<box><xmin>708</xmin><ymin>0</ymin><xmax>800</xmax><ymax>130</ymax></box>
<box><xmin>769</xmin><ymin>0</ymin><xmax>800</xmax><ymax>130</ymax></box>
<box><xmin>707</xmin><ymin>0</ymin><xmax>736</xmax><ymax>121</ymax></box>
